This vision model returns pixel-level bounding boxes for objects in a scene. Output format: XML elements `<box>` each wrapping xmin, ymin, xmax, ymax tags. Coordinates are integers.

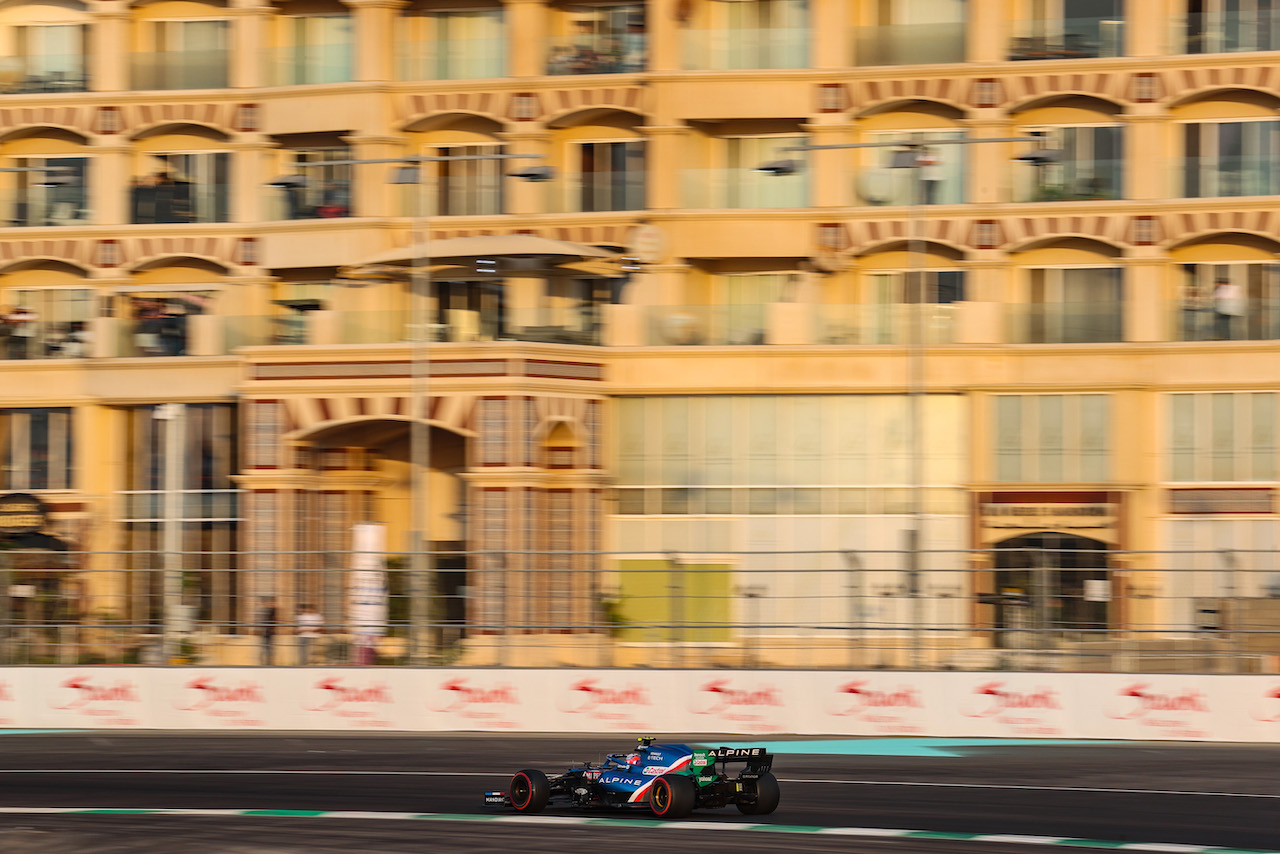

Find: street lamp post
<box><xmin>268</xmin><ymin>152</ymin><xmax>552</xmax><ymax>664</ymax></box>
<box><xmin>758</xmin><ymin>136</ymin><xmax>1041</xmax><ymax>668</ymax></box>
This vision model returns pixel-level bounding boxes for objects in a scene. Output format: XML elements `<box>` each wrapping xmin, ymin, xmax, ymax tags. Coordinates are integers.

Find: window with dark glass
<box><xmin>0</xmin><ymin>408</ymin><xmax>74</xmax><ymax>490</ymax></box>
<box><xmin>576</xmin><ymin>141</ymin><xmax>644</xmax><ymax>211</ymax></box>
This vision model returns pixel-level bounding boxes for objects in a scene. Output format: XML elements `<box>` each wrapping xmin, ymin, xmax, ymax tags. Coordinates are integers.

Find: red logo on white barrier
<box><xmin>305</xmin><ymin>678</ymin><xmax>392</xmax><ymax>712</ymax></box>
<box><xmin>828</xmin><ymin>681</ymin><xmax>923</xmax><ymax>717</ymax></box>
<box><xmin>1107</xmin><ymin>683</ymin><xmax>1209</xmax><ymax>720</ymax></box>
<box><xmin>176</xmin><ymin>678</ymin><xmax>265</xmax><ymax>712</ymax></box>
<box><xmin>52</xmin><ymin>677</ymin><xmax>139</xmax><ymax>710</ymax></box>
<box><xmin>0</xmin><ymin>682</ymin><xmax>11</xmax><ymax>703</ymax></box>
<box><xmin>691</xmin><ymin>680</ymin><xmax>781</xmax><ymax>715</ymax></box>
<box><xmin>964</xmin><ymin>682</ymin><xmax>1061</xmax><ymax>718</ymax></box>
<box><xmin>1250</xmin><ymin>685</ymin><xmax>1280</xmax><ymax>723</ymax></box>
<box><xmin>562</xmin><ymin>679</ymin><xmax>651</xmax><ymax>714</ymax></box>
<box><xmin>432</xmin><ymin>678</ymin><xmax>519</xmax><ymax>713</ymax></box>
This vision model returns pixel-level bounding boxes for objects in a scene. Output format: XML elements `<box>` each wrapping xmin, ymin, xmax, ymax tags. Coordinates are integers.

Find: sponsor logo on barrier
<box><xmin>0</xmin><ymin>682</ymin><xmax>11</xmax><ymax>703</ymax></box>
<box><xmin>691</xmin><ymin>679</ymin><xmax>785</xmax><ymax>731</ymax></box>
<box><xmin>563</xmin><ymin>679</ymin><xmax>651</xmax><ymax>713</ymax></box>
<box><xmin>1105</xmin><ymin>683</ymin><xmax>1211</xmax><ymax>738</ymax></box>
<box><xmin>824</xmin><ymin>680</ymin><xmax>926</xmax><ymax>734</ymax></box>
<box><xmin>50</xmin><ymin>676</ymin><xmax>143</xmax><ymax>726</ymax></box>
<box><xmin>1250</xmin><ymin>685</ymin><xmax>1280</xmax><ymax>723</ymax></box>
<box><xmin>172</xmin><ymin>677</ymin><xmax>268</xmax><ymax>726</ymax></box>
<box><xmin>305</xmin><ymin>678</ymin><xmax>395</xmax><ymax>727</ymax></box>
<box><xmin>961</xmin><ymin>681</ymin><xmax>1064</xmax><ymax>736</ymax></box>
<box><xmin>431</xmin><ymin>678</ymin><xmax>521</xmax><ymax>727</ymax></box>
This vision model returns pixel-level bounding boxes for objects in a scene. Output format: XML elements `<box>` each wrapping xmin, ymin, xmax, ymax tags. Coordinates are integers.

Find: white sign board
<box><xmin>349</xmin><ymin>522</ymin><xmax>388</xmax><ymax>637</ymax></box>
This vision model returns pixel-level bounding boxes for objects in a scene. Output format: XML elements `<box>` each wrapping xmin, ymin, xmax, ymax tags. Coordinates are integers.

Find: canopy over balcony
<box><xmin>354</xmin><ymin>233</ymin><xmax>626</xmax><ymax>279</ymax></box>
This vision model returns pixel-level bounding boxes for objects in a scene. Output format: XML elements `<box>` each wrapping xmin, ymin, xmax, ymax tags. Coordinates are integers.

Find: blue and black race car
<box><xmin>484</xmin><ymin>737</ymin><xmax>779</xmax><ymax>819</ymax></box>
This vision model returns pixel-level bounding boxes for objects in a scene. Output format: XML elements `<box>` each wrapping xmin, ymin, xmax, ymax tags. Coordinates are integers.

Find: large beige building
<box><xmin>1</xmin><ymin>0</ymin><xmax>1279</xmax><ymax>666</ymax></box>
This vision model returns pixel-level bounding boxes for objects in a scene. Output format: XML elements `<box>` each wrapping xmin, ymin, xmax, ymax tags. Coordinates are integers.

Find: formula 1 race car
<box><xmin>484</xmin><ymin>737</ymin><xmax>778</xmax><ymax>819</ymax></box>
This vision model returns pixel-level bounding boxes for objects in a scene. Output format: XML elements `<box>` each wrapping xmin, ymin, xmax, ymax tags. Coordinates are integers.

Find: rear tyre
<box><xmin>510</xmin><ymin>769</ymin><xmax>550</xmax><ymax>813</ymax></box>
<box><xmin>649</xmin><ymin>774</ymin><xmax>696</xmax><ymax>819</ymax></box>
<box><xmin>736</xmin><ymin>772</ymin><xmax>780</xmax><ymax>815</ymax></box>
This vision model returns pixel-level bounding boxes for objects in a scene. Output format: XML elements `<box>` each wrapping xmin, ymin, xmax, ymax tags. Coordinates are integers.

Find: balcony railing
<box><xmin>852</xmin><ymin>21</ymin><xmax>966</xmax><ymax>66</ymax></box>
<box><xmin>130</xmin><ymin>184</ymin><xmax>230</xmax><ymax>225</ymax></box>
<box><xmin>1178</xmin><ymin>10</ymin><xmax>1280</xmax><ymax>54</ymax></box>
<box><xmin>542</xmin><ymin>171</ymin><xmax>645</xmax><ymax>213</ymax></box>
<box><xmin>337</xmin><ymin>308</ymin><xmax>602</xmax><ymax>346</ymax></box>
<box><xmin>267</xmin><ymin>44</ymin><xmax>355</xmax><ymax>85</ymax></box>
<box><xmin>0</xmin><ymin>320</ymin><xmax>90</xmax><ymax>360</ymax></box>
<box><xmin>1015</xmin><ymin>159</ymin><xmax>1124</xmax><ymax>202</ymax></box>
<box><xmin>396</xmin><ymin>38</ymin><xmax>506</xmax><ymax>80</ymax></box>
<box><xmin>1175</xmin><ymin>298</ymin><xmax>1280</xmax><ymax>342</ymax></box>
<box><xmin>646</xmin><ymin>305</ymin><xmax>768</xmax><ymax>346</ymax></box>
<box><xmin>0</xmin><ymin>191</ymin><xmax>91</xmax><ymax>227</ymax></box>
<box><xmin>0</xmin><ymin>55</ymin><xmax>88</xmax><ymax>94</ymax></box>
<box><xmin>398</xmin><ymin>177</ymin><xmax>503</xmax><ymax>218</ymax></box>
<box><xmin>681</xmin><ymin>27</ymin><xmax>807</xmax><ymax>70</ymax></box>
<box><xmin>131</xmin><ymin>50</ymin><xmax>229</xmax><ymax>90</ymax></box>
<box><xmin>1009</xmin><ymin>16</ymin><xmax>1125</xmax><ymax>60</ymax></box>
<box><xmin>814</xmin><ymin>304</ymin><xmax>957</xmax><ymax>346</ymax></box>
<box><xmin>547</xmin><ymin>33</ymin><xmax>646</xmax><ymax>74</ymax></box>
<box><xmin>1007</xmin><ymin>303</ymin><xmax>1124</xmax><ymax>344</ymax></box>
<box><xmin>1182</xmin><ymin>156</ymin><xmax>1280</xmax><ymax>198</ymax></box>
<box><xmin>681</xmin><ymin>168</ymin><xmax>807</xmax><ymax>209</ymax></box>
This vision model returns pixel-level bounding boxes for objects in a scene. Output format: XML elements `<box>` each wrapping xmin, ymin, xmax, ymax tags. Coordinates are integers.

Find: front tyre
<box><xmin>510</xmin><ymin>769</ymin><xmax>550</xmax><ymax>813</ymax></box>
<box><xmin>735</xmin><ymin>772</ymin><xmax>780</xmax><ymax>815</ymax></box>
<box><xmin>649</xmin><ymin>774</ymin><xmax>696</xmax><ymax>819</ymax></box>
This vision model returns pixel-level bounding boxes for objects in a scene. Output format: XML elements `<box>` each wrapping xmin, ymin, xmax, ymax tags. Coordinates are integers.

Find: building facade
<box><xmin>2</xmin><ymin>0</ymin><xmax>1279</xmax><ymax>666</ymax></box>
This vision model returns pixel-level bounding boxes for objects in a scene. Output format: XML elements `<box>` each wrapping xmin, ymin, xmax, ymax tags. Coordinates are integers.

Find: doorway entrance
<box><xmin>992</xmin><ymin>532</ymin><xmax>1110</xmax><ymax>648</ymax></box>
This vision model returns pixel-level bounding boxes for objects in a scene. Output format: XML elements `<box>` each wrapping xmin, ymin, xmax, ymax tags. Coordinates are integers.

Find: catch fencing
<box><xmin>1</xmin><ymin>547</ymin><xmax>1278</xmax><ymax>672</ymax></box>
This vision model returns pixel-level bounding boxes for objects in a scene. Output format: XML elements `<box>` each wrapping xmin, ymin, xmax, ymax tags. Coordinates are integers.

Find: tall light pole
<box><xmin>758</xmin><ymin>135</ymin><xmax>1040</xmax><ymax>668</ymax></box>
<box><xmin>268</xmin><ymin>152</ymin><xmax>552</xmax><ymax>664</ymax></box>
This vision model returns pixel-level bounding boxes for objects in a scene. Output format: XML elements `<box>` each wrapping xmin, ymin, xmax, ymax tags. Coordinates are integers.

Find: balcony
<box><xmin>681</xmin><ymin>28</ymin><xmax>807</xmax><ymax>70</ymax></box>
<box><xmin>0</xmin><ymin>55</ymin><xmax>88</xmax><ymax>94</ymax></box>
<box><xmin>1183</xmin><ymin>155</ymin><xmax>1280</xmax><ymax>198</ymax></box>
<box><xmin>0</xmin><ymin>319</ymin><xmax>91</xmax><ymax>360</ymax></box>
<box><xmin>1007</xmin><ymin>303</ymin><xmax>1124</xmax><ymax>344</ymax></box>
<box><xmin>1009</xmin><ymin>17</ymin><xmax>1125</xmax><ymax>60</ymax></box>
<box><xmin>1178</xmin><ymin>10</ymin><xmax>1280</xmax><ymax>54</ymax></box>
<box><xmin>680</xmin><ymin>168</ymin><xmax>806</xmax><ymax>209</ymax></box>
<box><xmin>0</xmin><ymin>190</ymin><xmax>91</xmax><ymax>228</ymax></box>
<box><xmin>266</xmin><ymin>43</ymin><xmax>355</xmax><ymax>86</ymax></box>
<box><xmin>130</xmin><ymin>182</ymin><xmax>230</xmax><ymax>225</ymax></box>
<box><xmin>130</xmin><ymin>50</ymin><xmax>229</xmax><ymax>90</ymax></box>
<box><xmin>396</xmin><ymin>37</ymin><xmax>505</xmax><ymax>80</ymax></box>
<box><xmin>1175</xmin><ymin>299</ymin><xmax>1280</xmax><ymax>342</ymax></box>
<box><xmin>543</xmin><ymin>171</ymin><xmax>645</xmax><ymax>213</ymax></box>
<box><xmin>547</xmin><ymin>33</ymin><xmax>646</xmax><ymax>74</ymax></box>
<box><xmin>1014</xmin><ymin>158</ymin><xmax>1124</xmax><ymax>202</ymax></box>
<box><xmin>852</xmin><ymin>21</ymin><xmax>966</xmax><ymax>66</ymax></box>
<box><xmin>814</xmin><ymin>304</ymin><xmax>957</xmax><ymax>346</ymax></box>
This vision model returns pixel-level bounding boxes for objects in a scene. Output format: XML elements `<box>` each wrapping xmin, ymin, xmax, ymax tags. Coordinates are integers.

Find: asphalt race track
<box><xmin>1</xmin><ymin>733</ymin><xmax>1278</xmax><ymax>854</ymax></box>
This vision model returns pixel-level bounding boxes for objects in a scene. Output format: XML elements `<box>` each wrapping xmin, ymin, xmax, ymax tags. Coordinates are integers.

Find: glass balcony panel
<box><xmin>0</xmin><ymin>319</ymin><xmax>92</xmax><ymax>360</ymax></box>
<box><xmin>396</xmin><ymin>37</ymin><xmax>506</xmax><ymax>80</ymax></box>
<box><xmin>681</xmin><ymin>27</ymin><xmax>808</xmax><ymax>70</ymax></box>
<box><xmin>1180</xmin><ymin>9</ymin><xmax>1280</xmax><ymax>54</ymax></box>
<box><xmin>1182</xmin><ymin>155</ymin><xmax>1280</xmax><ymax>198</ymax></box>
<box><xmin>267</xmin><ymin>184</ymin><xmax>352</xmax><ymax>220</ymax></box>
<box><xmin>130</xmin><ymin>183</ymin><xmax>230</xmax><ymax>224</ymax></box>
<box><xmin>1174</xmin><ymin>298</ymin><xmax>1280</xmax><ymax>342</ymax></box>
<box><xmin>645</xmin><ymin>305</ymin><xmax>769</xmax><ymax>346</ymax></box>
<box><xmin>131</xmin><ymin>50</ymin><xmax>230</xmax><ymax>90</ymax></box>
<box><xmin>680</xmin><ymin>168</ymin><xmax>807</xmax><ymax>209</ymax></box>
<box><xmin>0</xmin><ymin>189</ymin><xmax>91</xmax><ymax>227</ymax></box>
<box><xmin>546</xmin><ymin>33</ymin><xmax>645</xmax><ymax>74</ymax></box>
<box><xmin>1009</xmin><ymin>16</ymin><xmax>1125</xmax><ymax>60</ymax></box>
<box><xmin>852</xmin><ymin>21</ymin><xmax>967</xmax><ymax>66</ymax></box>
<box><xmin>332</xmin><ymin>309</ymin><xmax>602</xmax><ymax>345</ymax></box>
<box><xmin>543</xmin><ymin>171</ymin><xmax>646</xmax><ymax>213</ymax></box>
<box><xmin>1013</xmin><ymin>158</ymin><xmax>1124</xmax><ymax>202</ymax></box>
<box><xmin>399</xmin><ymin>175</ymin><xmax>504</xmax><ymax>217</ymax></box>
<box><xmin>0</xmin><ymin>54</ymin><xmax>89</xmax><ymax>94</ymax></box>
<box><xmin>1008</xmin><ymin>302</ymin><xmax>1124</xmax><ymax>344</ymax></box>
<box><xmin>268</xmin><ymin>43</ymin><xmax>355</xmax><ymax>85</ymax></box>
<box><xmin>814</xmin><ymin>304</ymin><xmax>957</xmax><ymax>345</ymax></box>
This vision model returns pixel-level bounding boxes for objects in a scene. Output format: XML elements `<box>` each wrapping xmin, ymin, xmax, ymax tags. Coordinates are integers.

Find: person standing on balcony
<box><xmin>296</xmin><ymin>603</ymin><xmax>323</xmax><ymax>665</ymax></box>
<box><xmin>6</xmin><ymin>305</ymin><xmax>38</xmax><ymax>359</ymax></box>
<box><xmin>1213</xmin><ymin>276</ymin><xmax>1245</xmax><ymax>340</ymax></box>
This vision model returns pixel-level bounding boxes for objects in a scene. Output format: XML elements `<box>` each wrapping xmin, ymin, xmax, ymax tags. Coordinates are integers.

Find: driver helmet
<box><xmin>626</xmin><ymin>753</ymin><xmax>642</xmax><ymax>766</ymax></box>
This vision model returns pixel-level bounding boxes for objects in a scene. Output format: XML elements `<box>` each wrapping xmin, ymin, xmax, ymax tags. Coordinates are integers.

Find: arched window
<box><xmin>398</xmin><ymin>0</ymin><xmax>505</xmax><ymax>81</ymax></box>
<box><xmin>131</xmin><ymin>0</ymin><xmax>231</xmax><ymax>90</ymax></box>
<box><xmin>131</xmin><ymin>124</ymin><xmax>232</xmax><ymax>223</ymax></box>
<box><xmin>687</xmin><ymin>119</ymin><xmax>806</xmax><ymax>209</ymax></box>
<box><xmin>404</xmin><ymin>116</ymin><xmax>506</xmax><ymax>216</ymax></box>
<box><xmin>855</xmin><ymin>102</ymin><xmax>967</xmax><ymax>206</ymax></box>
<box><xmin>855</xmin><ymin>243</ymin><xmax>966</xmax><ymax>345</ymax></box>
<box><xmin>1012</xmin><ymin>238</ymin><xmax>1124</xmax><ymax>343</ymax></box>
<box><xmin>0</xmin><ymin>1</ymin><xmax>90</xmax><ymax>93</ymax></box>
<box><xmin>1170</xmin><ymin>234</ymin><xmax>1280</xmax><ymax>342</ymax></box>
<box><xmin>554</xmin><ymin>112</ymin><xmax>644</xmax><ymax>212</ymax></box>
<box><xmin>0</xmin><ymin>260</ymin><xmax>94</xmax><ymax>360</ymax></box>
<box><xmin>271</xmin><ymin>0</ymin><xmax>353</xmax><ymax>85</ymax></box>
<box><xmin>1013</xmin><ymin>96</ymin><xmax>1124</xmax><ymax>202</ymax></box>
<box><xmin>0</xmin><ymin>128</ymin><xmax>90</xmax><ymax>227</ymax></box>
<box><xmin>1174</xmin><ymin>90</ymin><xmax>1280</xmax><ymax>198</ymax></box>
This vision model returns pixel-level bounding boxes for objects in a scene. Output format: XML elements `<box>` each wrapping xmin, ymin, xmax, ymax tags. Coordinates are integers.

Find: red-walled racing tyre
<box><xmin>736</xmin><ymin>771</ymin><xmax>780</xmax><ymax>815</ymax></box>
<box><xmin>510</xmin><ymin>769</ymin><xmax>551</xmax><ymax>813</ymax></box>
<box><xmin>649</xmin><ymin>773</ymin><xmax>696</xmax><ymax>819</ymax></box>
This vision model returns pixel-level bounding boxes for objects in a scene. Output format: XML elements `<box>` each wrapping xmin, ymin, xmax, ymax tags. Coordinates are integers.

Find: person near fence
<box><xmin>296</xmin><ymin>603</ymin><xmax>323</xmax><ymax>665</ymax></box>
<box><xmin>259</xmin><ymin>597</ymin><xmax>278</xmax><ymax>665</ymax></box>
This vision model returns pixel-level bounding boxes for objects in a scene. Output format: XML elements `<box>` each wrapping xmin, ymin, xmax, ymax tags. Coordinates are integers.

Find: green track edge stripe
<box><xmin>0</xmin><ymin>807</ymin><xmax>1275</xmax><ymax>854</ymax></box>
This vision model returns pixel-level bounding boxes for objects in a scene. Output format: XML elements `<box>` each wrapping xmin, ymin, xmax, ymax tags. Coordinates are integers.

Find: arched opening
<box><xmin>1170</xmin><ymin>90</ymin><xmax>1280</xmax><ymax>199</ymax></box>
<box><xmin>0</xmin><ymin>127</ymin><xmax>90</xmax><ymax>228</ymax></box>
<box><xmin>130</xmin><ymin>0</ymin><xmax>231</xmax><ymax>90</ymax></box>
<box><xmin>851</xmin><ymin>242</ymin><xmax>967</xmax><ymax>345</ymax></box>
<box><xmin>1169</xmin><ymin>233</ymin><xmax>1280</xmax><ymax>342</ymax></box>
<box><xmin>403</xmin><ymin>114</ymin><xmax>506</xmax><ymax>217</ymax></box>
<box><xmin>0</xmin><ymin>260</ymin><xmax>93</xmax><ymax>360</ymax></box>
<box><xmin>0</xmin><ymin>0</ymin><xmax>91</xmax><ymax>94</ymax></box>
<box><xmin>1012</xmin><ymin>95</ymin><xmax>1125</xmax><ymax>202</ymax></box>
<box><xmin>854</xmin><ymin>101</ymin><xmax>968</xmax><ymax>206</ymax></box>
<box><xmin>550</xmin><ymin>110</ymin><xmax>645</xmax><ymax>213</ymax></box>
<box><xmin>398</xmin><ymin>0</ymin><xmax>506</xmax><ymax>82</ymax></box>
<box><xmin>1010</xmin><ymin>237</ymin><xmax>1125</xmax><ymax>344</ymax></box>
<box><xmin>269</xmin><ymin>0</ymin><xmax>353</xmax><ymax>86</ymax></box>
<box><xmin>992</xmin><ymin>532</ymin><xmax>1111</xmax><ymax>649</ymax></box>
<box><xmin>130</xmin><ymin>124</ymin><xmax>232</xmax><ymax>224</ymax></box>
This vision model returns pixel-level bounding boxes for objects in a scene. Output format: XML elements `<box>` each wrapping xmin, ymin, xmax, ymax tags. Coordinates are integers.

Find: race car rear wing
<box><xmin>691</xmin><ymin>746</ymin><xmax>772</xmax><ymax>776</ymax></box>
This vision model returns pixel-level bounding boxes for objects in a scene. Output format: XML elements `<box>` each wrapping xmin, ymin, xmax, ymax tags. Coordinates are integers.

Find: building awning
<box><xmin>354</xmin><ymin>234</ymin><xmax>626</xmax><ymax>279</ymax></box>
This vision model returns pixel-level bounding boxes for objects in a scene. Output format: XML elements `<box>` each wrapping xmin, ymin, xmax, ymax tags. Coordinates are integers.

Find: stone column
<box><xmin>231</xmin><ymin>138</ymin><xmax>278</xmax><ymax>223</ymax></box>
<box><xmin>88</xmin><ymin>4</ymin><xmax>130</xmax><ymax>93</ymax></box>
<box><xmin>341</xmin><ymin>134</ymin><xmax>406</xmax><ymax>218</ymax></box>
<box><xmin>963</xmin><ymin>114</ymin><xmax>1018</xmax><ymax>205</ymax></box>
<box><xmin>801</xmin><ymin>121</ymin><xmax>855</xmax><ymax>209</ymax></box>
<box><xmin>1127</xmin><ymin>112</ymin><xmax>1172</xmax><ymax>201</ymax></box>
<box><xmin>497</xmin><ymin>129</ymin><xmax>552</xmax><ymax>216</ymax></box>
<box><xmin>636</xmin><ymin>125</ymin><xmax>687</xmax><ymax>211</ymax></box>
<box><xmin>504</xmin><ymin>0</ymin><xmax>548</xmax><ymax>78</ymax></box>
<box><xmin>90</xmin><ymin>141</ymin><xmax>131</xmax><ymax>227</ymax></box>
<box><xmin>229</xmin><ymin>0</ymin><xmax>273</xmax><ymax>89</ymax></box>
<box><xmin>809</xmin><ymin>0</ymin><xmax>848</xmax><ymax>68</ymax></box>
<box><xmin>1125</xmin><ymin>257</ymin><xmax>1169</xmax><ymax>343</ymax></box>
<box><xmin>343</xmin><ymin>0</ymin><xmax>408</xmax><ymax>82</ymax></box>
<box><xmin>967</xmin><ymin>0</ymin><xmax>1010</xmax><ymax>63</ymax></box>
<box><xmin>646</xmin><ymin>0</ymin><xmax>682</xmax><ymax>71</ymax></box>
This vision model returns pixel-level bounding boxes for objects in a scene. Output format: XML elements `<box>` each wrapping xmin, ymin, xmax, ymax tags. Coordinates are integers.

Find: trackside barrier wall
<box><xmin>3</xmin><ymin>669</ymin><xmax>1280</xmax><ymax>742</ymax></box>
